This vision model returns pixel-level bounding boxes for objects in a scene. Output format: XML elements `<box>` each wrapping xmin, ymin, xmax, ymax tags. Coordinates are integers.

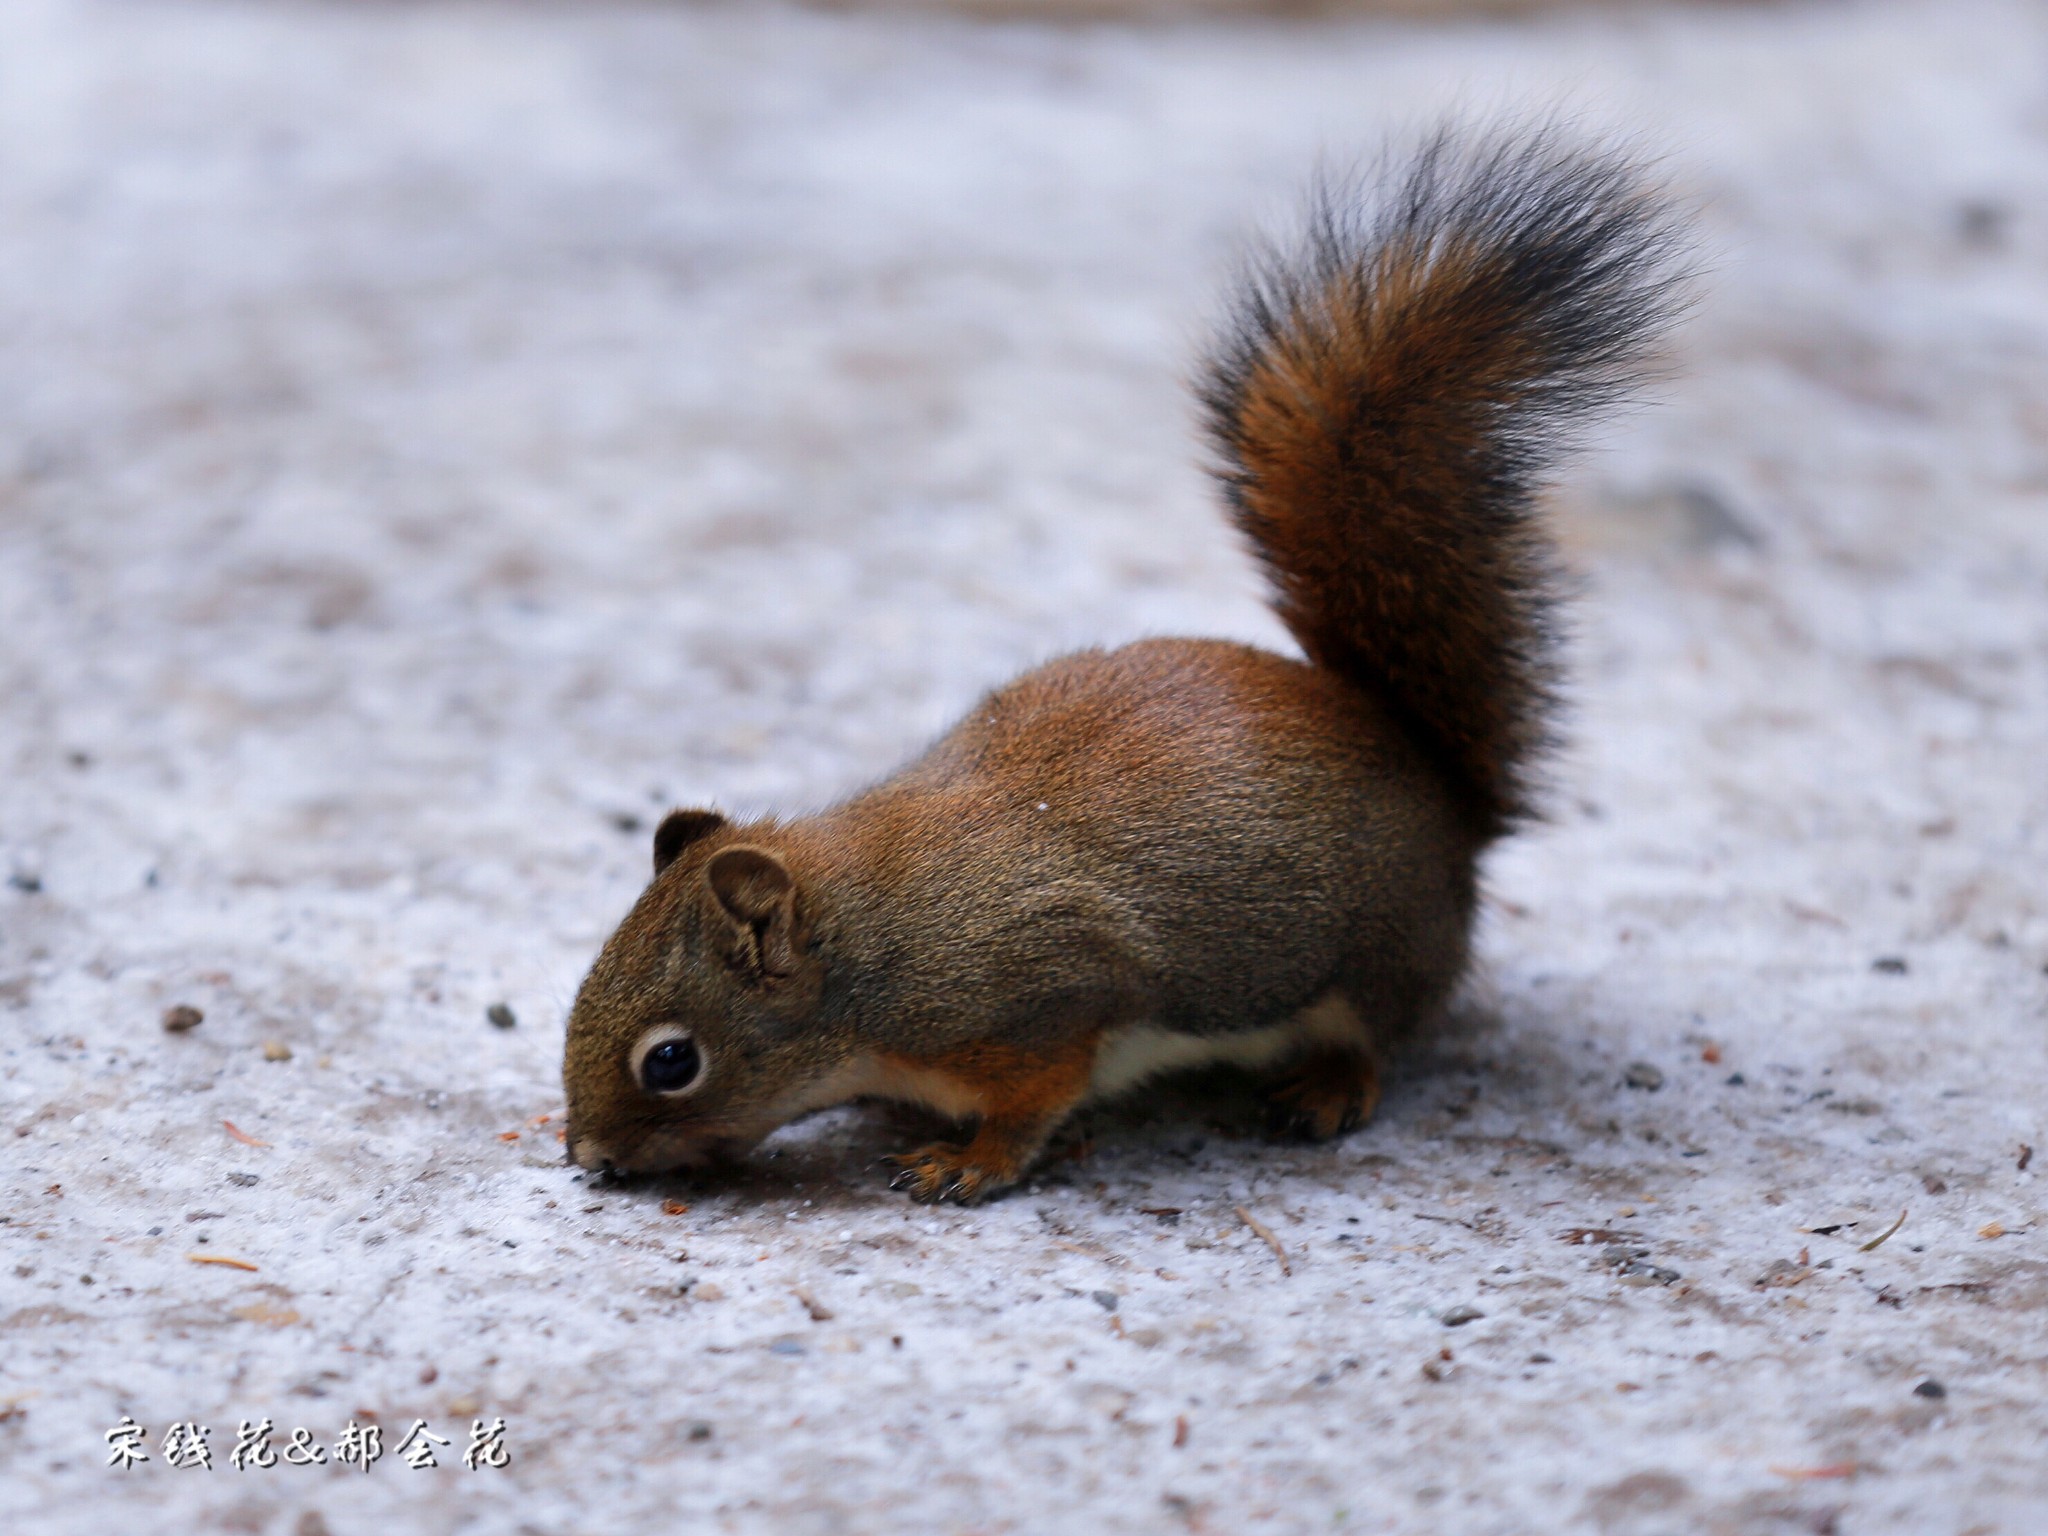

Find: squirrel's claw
<box><xmin>1264</xmin><ymin>1052</ymin><xmax>1381</xmax><ymax>1143</ymax></box>
<box><xmin>880</xmin><ymin>1144</ymin><xmax>1007</xmax><ymax>1205</ymax></box>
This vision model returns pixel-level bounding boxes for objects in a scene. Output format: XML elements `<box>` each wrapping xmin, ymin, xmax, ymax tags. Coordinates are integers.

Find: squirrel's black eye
<box><xmin>640</xmin><ymin>1037</ymin><xmax>701</xmax><ymax>1094</ymax></box>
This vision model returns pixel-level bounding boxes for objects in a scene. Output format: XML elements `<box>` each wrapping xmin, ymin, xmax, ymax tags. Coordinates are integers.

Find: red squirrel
<box><xmin>561</xmin><ymin>128</ymin><xmax>1689</xmax><ymax>1202</ymax></box>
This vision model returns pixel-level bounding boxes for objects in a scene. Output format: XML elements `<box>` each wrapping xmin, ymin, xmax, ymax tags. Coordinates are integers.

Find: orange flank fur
<box><xmin>876</xmin><ymin>1033</ymin><xmax>1102</xmax><ymax>1203</ymax></box>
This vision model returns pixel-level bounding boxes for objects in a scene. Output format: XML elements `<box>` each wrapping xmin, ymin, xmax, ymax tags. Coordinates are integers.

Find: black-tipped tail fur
<box><xmin>1199</xmin><ymin>127</ymin><xmax>1691</xmax><ymax>835</ymax></box>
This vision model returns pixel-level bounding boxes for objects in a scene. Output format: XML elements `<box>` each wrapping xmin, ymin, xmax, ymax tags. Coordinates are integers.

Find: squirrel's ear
<box><xmin>653</xmin><ymin>808</ymin><xmax>727</xmax><ymax>874</ymax></box>
<box><xmin>705</xmin><ymin>846</ymin><xmax>799</xmax><ymax>978</ymax></box>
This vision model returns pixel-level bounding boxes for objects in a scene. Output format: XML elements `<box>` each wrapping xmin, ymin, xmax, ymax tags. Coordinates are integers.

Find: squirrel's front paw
<box><xmin>881</xmin><ymin>1143</ymin><xmax>1015</xmax><ymax>1205</ymax></box>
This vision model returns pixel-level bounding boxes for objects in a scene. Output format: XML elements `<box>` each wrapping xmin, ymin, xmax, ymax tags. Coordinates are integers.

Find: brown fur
<box><xmin>561</xmin><ymin>128</ymin><xmax>1689</xmax><ymax>1202</ymax></box>
<box><xmin>1202</xmin><ymin>130</ymin><xmax>1689</xmax><ymax>831</ymax></box>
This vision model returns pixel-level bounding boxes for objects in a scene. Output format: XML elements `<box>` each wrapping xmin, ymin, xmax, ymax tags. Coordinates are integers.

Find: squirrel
<box><xmin>560</xmin><ymin>127</ymin><xmax>1689</xmax><ymax>1203</ymax></box>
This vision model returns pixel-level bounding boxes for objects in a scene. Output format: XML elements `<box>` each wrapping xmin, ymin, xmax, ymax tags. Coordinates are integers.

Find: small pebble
<box><xmin>1623</xmin><ymin>1062</ymin><xmax>1664</xmax><ymax>1092</ymax></box>
<box><xmin>162</xmin><ymin>1005</ymin><xmax>205</xmax><ymax>1033</ymax></box>
<box><xmin>1091</xmin><ymin>1290</ymin><xmax>1119</xmax><ymax>1313</ymax></box>
<box><xmin>1754</xmin><ymin>1258</ymin><xmax>1807</xmax><ymax>1287</ymax></box>
<box><xmin>1441</xmin><ymin>1304</ymin><xmax>1485</xmax><ymax>1327</ymax></box>
<box><xmin>1618</xmin><ymin>1260</ymin><xmax>1682</xmax><ymax>1286</ymax></box>
<box><xmin>262</xmin><ymin>1040</ymin><xmax>293</xmax><ymax>1062</ymax></box>
<box><xmin>226</xmin><ymin>1172</ymin><xmax>260</xmax><ymax>1188</ymax></box>
<box><xmin>486</xmin><ymin>1002</ymin><xmax>517</xmax><ymax>1030</ymax></box>
<box><xmin>8</xmin><ymin>872</ymin><xmax>41</xmax><ymax>894</ymax></box>
<box><xmin>1913</xmin><ymin>1379</ymin><xmax>1946</xmax><ymax>1399</ymax></box>
<box><xmin>1872</xmin><ymin>956</ymin><xmax>1908</xmax><ymax>975</ymax></box>
<box><xmin>1954</xmin><ymin>198</ymin><xmax>2011</xmax><ymax>249</ymax></box>
<box><xmin>768</xmin><ymin>1339</ymin><xmax>806</xmax><ymax>1356</ymax></box>
<box><xmin>688</xmin><ymin>1421</ymin><xmax>713</xmax><ymax>1441</ymax></box>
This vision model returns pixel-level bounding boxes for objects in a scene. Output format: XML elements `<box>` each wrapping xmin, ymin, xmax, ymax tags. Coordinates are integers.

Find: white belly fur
<box><xmin>1086</xmin><ymin>990</ymin><xmax>1367</xmax><ymax>1103</ymax></box>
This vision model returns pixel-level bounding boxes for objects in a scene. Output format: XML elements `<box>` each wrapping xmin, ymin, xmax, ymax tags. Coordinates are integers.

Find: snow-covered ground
<box><xmin>2</xmin><ymin>1</ymin><xmax>2044</xmax><ymax>1531</ymax></box>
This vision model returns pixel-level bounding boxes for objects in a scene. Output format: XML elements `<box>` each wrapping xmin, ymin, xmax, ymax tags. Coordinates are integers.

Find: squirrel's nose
<box><xmin>563</xmin><ymin>1125</ymin><xmax>620</xmax><ymax>1175</ymax></box>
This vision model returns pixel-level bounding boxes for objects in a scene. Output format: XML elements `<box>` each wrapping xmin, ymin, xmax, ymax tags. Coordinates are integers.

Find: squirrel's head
<box><xmin>561</xmin><ymin>809</ymin><xmax>842</xmax><ymax>1176</ymax></box>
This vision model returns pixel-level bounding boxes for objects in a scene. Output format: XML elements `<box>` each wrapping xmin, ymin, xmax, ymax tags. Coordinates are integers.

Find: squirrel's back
<box><xmin>1199</xmin><ymin>128</ymin><xmax>1689</xmax><ymax>836</ymax></box>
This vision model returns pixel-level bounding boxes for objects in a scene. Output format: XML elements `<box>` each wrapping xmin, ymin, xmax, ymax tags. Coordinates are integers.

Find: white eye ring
<box><xmin>631</xmin><ymin>1025</ymin><xmax>707</xmax><ymax>1097</ymax></box>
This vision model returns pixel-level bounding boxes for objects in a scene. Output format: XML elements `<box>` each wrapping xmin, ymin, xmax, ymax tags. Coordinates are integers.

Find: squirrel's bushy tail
<box><xmin>1199</xmin><ymin>127</ymin><xmax>1690</xmax><ymax>835</ymax></box>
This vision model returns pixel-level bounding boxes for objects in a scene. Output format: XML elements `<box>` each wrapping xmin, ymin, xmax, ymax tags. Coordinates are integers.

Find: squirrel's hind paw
<box><xmin>1265</xmin><ymin>1051</ymin><xmax>1382</xmax><ymax>1142</ymax></box>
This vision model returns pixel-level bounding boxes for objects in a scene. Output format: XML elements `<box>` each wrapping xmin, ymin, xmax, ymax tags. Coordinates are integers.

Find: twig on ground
<box><xmin>1050</xmin><ymin>1238</ymin><xmax>1127</xmax><ymax>1267</ymax></box>
<box><xmin>1412</xmin><ymin>1212</ymin><xmax>1477</xmax><ymax>1230</ymax></box>
<box><xmin>1784</xmin><ymin>901</ymin><xmax>1846</xmax><ymax>929</ymax></box>
<box><xmin>187</xmin><ymin>1253</ymin><xmax>259</xmax><ymax>1272</ymax></box>
<box><xmin>1858</xmin><ymin>1209</ymin><xmax>1907</xmax><ymax>1252</ymax></box>
<box><xmin>793</xmin><ymin>1286</ymin><xmax>833</xmax><ymax>1322</ymax></box>
<box><xmin>1234</xmin><ymin>1205</ymin><xmax>1290</xmax><ymax>1276</ymax></box>
<box><xmin>1560</xmin><ymin>1227</ymin><xmax>1639</xmax><ymax>1245</ymax></box>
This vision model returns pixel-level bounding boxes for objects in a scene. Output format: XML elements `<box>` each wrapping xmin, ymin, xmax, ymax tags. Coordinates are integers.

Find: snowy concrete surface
<box><xmin>2</xmin><ymin>1</ymin><xmax>2045</xmax><ymax>1532</ymax></box>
